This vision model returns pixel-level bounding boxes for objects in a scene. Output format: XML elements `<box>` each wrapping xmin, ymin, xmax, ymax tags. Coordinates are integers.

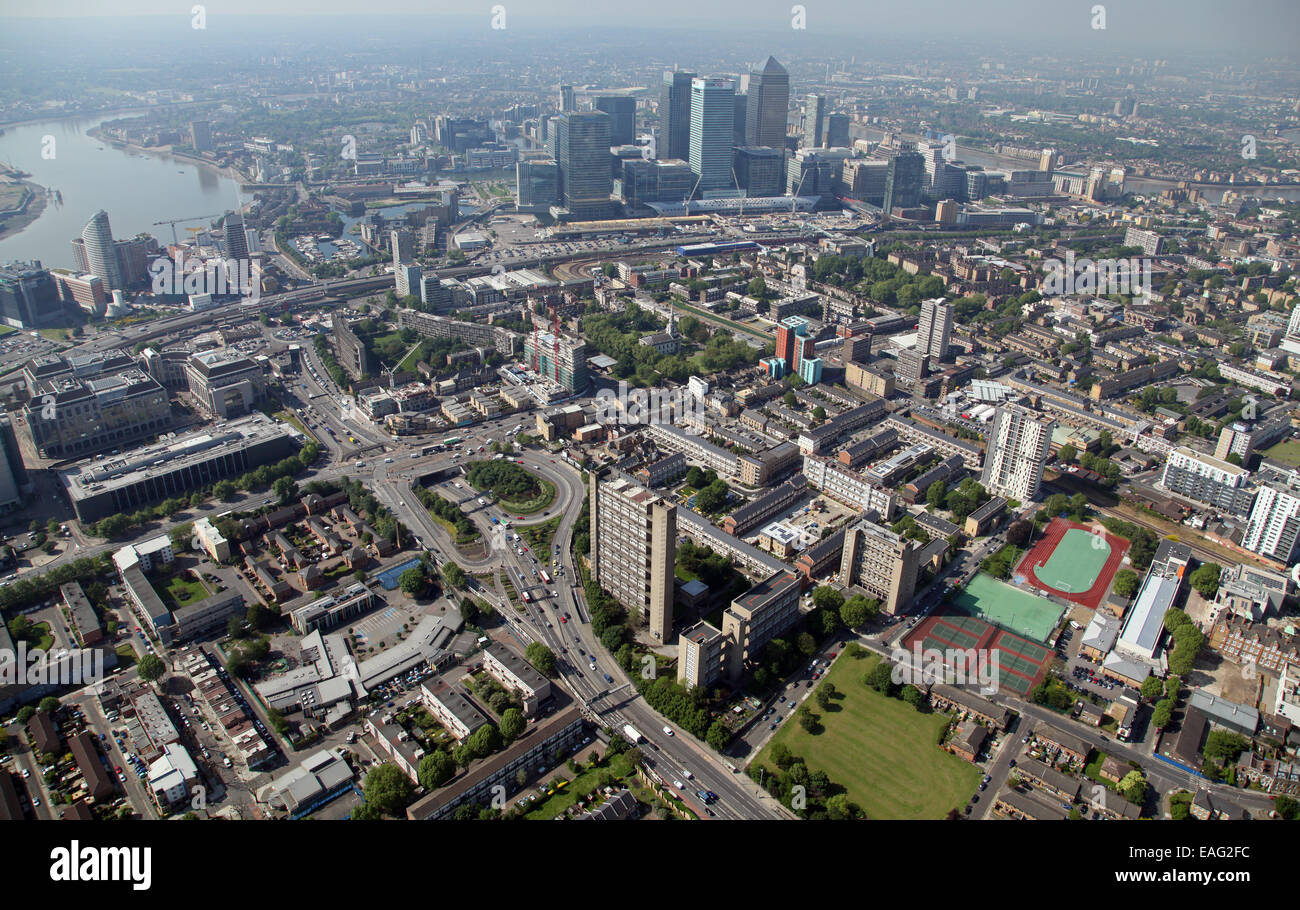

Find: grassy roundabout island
<box><xmin>465</xmin><ymin>460</ymin><xmax>556</xmax><ymax>514</ymax></box>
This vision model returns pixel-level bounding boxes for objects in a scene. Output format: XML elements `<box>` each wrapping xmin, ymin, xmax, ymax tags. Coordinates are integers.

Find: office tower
<box><xmin>82</xmin><ymin>210</ymin><xmax>125</xmax><ymax>291</ymax></box>
<box><xmin>882</xmin><ymin>144</ymin><xmax>925</xmax><ymax>213</ymax></box>
<box><xmin>980</xmin><ymin>404</ymin><xmax>1056</xmax><ymax>501</ymax></box>
<box><xmin>594</xmin><ymin>96</ymin><xmax>636</xmax><ymax>146</ymax></box>
<box><xmin>618</xmin><ymin>158</ymin><xmax>694</xmax><ymax>208</ymax></box>
<box><xmin>659</xmin><ymin>70</ymin><xmax>697</xmax><ymax>162</ymax></box>
<box><xmin>824</xmin><ymin>112</ymin><xmax>850</xmax><ymax>148</ymax></box>
<box><xmin>841</xmin><ymin>158</ymin><xmax>889</xmax><ymax>204</ymax></box>
<box><xmin>804</xmin><ymin>94</ymin><xmax>825</xmax><ymax>148</ymax></box>
<box><xmin>0</xmin><ymin>414</ymin><xmax>28</xmax><ymax>506</ymax></box>
<box><xmin>0</xmin><ymin>265</ymin><xmax>62</xmax><ymax>328</ymax></box>
<box><xmin>917</xmin><ymin>298</ymin><xmax>954</xmax><ymax>361</ymax></box>
<box><xmin>787</xmin><ymin>147</ymin><xmax>851</xmax><ymax>197</ymax></box>
<box><xmin>190</xmin><ymin>120</ymin><xmax>213</xmax><ymax>152</ymax></box>
<box><xmin>1159</xmin><ymin>447</ymin><xmax>1255</xmax><ymax>517</ymax></box>
<box><xmin>733</xmin><ymin>93</ymin><xmax>748</xmax><ymax>147</ymax></box>
<box><xmin>839</xmin><ymin>518</ymin><xmax>920</xmax><ymax>615</ymax></box>
<box><xmin>590</xmin><ymin>475</ymin><xmax>676</xmax><ymax>643</ymax></box>
<box><xmin>689</xmin><ymin>77</ymin><xmax>736</xmax><ymax>195</ymax></box>
<box><xmin>733</xmin><ymin>147</ymin><xmax>785</xmax><ymax>197</ymax></box>
<box><xmin>560</xmin><ymin>85</ymin><xmax>575</xmax><ymax>112</ymax></box>
<box><xmin>1243</xmin><ymin>480</ymin><xmax>1300</xmax><ymax>565</ymax></box>
<box><xmin>553</xmin><ymin>111</ymin><xmax>614</xmax><ymax>219</ymax></box>
<box><xmin>223</xmin><ymin>212</ymin><xmax>250</xmax><ymax>265</ymax></box>
<box><xmin>745</xmin><ymin>56</ymin><xmax>790</xmax><ymax>148</ymax></box>
<box><xmin>1288</xmin><ymin>301</ymin><xmax>1300</xmax><ymax>339</ymax></box>
<box><xmin>516</xmin><ymin>158</ymin><xmax>560</xmax><ymax>211</ymax></box>
<box><xmin>391</xmin><ymin>228</ymin><xmax>414</xmax><ymax>266</ymax></box>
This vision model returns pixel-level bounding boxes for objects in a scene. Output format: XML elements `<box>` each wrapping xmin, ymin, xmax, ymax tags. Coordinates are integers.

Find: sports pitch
<box><xmin>1015</xmin><ymin>517</ymin><xmax>1129</xmax><ymax>610</ymax></box>
<box><xmin>949</xmin><ymin>573</ymin><xmax>1063</xmax><ymax>643</ymax></box>
<box><xmin>1034</xmin><ymin>528</ymin><xmax>1111</xmax><ymax>593</ymax></box>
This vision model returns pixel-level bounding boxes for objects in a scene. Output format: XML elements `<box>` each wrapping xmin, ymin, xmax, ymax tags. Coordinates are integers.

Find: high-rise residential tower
<box><xmin>980</xmin><ymin>404</ymin><xmax>1056</xmax><ymax>501</ymax></box>
<box><xmin>917</xmin><ymin>298</ymin><xmax>954</xmax><ymax>362</ymax></box>
<box><xmin>804</xmin><ymin>94</ymin><xmax>825</xmax><ymax>148</ymax></box>
<box><xmin>223</xmin><ymin>212</ymin><xmax>250</xmax><ymax>265</ymax></box>
<box><xmin>745</xmin><ymin>56</ymin><xmax>790</xmax><ymax>148</ymax></box>
<box><xmin>590</xmin><ymin>475</ymin><xmax>677</xmax><ymax>643</ymax></box>
<box><xmin>82</xmin><ymin>210</ymin><xmax>125</xmax><ymax>291</ymax></box>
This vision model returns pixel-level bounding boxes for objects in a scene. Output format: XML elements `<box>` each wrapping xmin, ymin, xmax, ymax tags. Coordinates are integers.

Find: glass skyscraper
<box><xmin>594</xmin><ymin>96</ymin><xmax>636</xmax><ymax>147</ymax></box>
<box><xmin>659</xmin><ymin>70</ymin><xmax>697</xmax><ymax>162</ymax></box>
<box><xmin>689</xmin><ymin>77</ymin><xmax>736</xmax><ymax>195</ymax></box>
<box><xmin>745</xmin><ymin>56</ymin><xmax>790</xmax><ymax>148</ymax></box>
<box><xmin>554</xmin><ymin>111</ymin><xmax>613</xmax><ymax>219</ymax></box>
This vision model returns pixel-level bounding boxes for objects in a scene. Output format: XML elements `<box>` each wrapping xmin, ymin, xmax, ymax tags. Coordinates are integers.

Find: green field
<box><xmin>1264</xmin><ymin>438</ymin><xmax>1300</xmax><ymax>468</ymax></box>
<box><xmin>755</xmin><ymin>655</ymin><xmax>982</xmax><ymax>819</ymax></box>
<box><xmin>951</xmin><ymin>573</ymin><xmax>1062</xmax><ymax>643</ymax></box>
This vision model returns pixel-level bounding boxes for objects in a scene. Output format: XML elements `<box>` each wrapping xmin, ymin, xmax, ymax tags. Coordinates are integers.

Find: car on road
<box><xmin>663</xmin><ymin>726</ymin><xmax>674</xmax><ymax>736</ymax></box>
<box><xmin>673</xmin><ymin>780</ymin><xmax>685</xmax><ymax>790</ymax></box>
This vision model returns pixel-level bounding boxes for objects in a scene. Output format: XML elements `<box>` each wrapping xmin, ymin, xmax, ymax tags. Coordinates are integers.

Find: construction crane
<box><xmin>153</xmin><ymin>214</ymin><xmax>219</xmax><ymax>244</ymax></box>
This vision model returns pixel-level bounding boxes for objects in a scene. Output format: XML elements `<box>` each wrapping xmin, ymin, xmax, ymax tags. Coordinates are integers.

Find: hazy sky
<box><xmin>0</xmin><ymin>0</ymin><xmax>1296</xmax><ymax>54</ymax></box>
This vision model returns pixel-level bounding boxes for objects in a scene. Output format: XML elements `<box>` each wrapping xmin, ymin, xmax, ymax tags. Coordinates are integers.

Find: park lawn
<box><xmin>1263</xmin><ymin>438</ymin><xmax>1300</xmax><ymax>468</ymax></box>
<box><xmin>158</xmin><ymin>573</ymin><xmax>210</xmax><ymax>610</ymax></box>
<box><xmin>757</xmin><ymin>655</ymin><xmax>982</xmax><ymax>819</ymax></box>
<box><xmin>0</xmin><ymin>325</ymin><xmax>17</xmax><ymax>338</ymax></box>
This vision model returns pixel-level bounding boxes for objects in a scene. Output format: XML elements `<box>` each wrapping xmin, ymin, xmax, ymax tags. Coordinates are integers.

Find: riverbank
<box><xmin>87</xmin><ymin>126</ymin><xmax>251</xmax><ymax>186</ymax></box>
<box><xmin>0</xmin><ymin>181</ymin><xmax>50</xmax><ymax>244</ymax></box>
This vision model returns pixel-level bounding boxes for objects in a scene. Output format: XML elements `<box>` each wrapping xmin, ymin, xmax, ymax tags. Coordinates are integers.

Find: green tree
<box><xmin>16</xmin><ymin>706</ymin><xmax>35</xmax><ymax>725</ymax></box>
<box><xmin>398</xmin><ymin>566</ymin><xmax>429</xmax><ymax>597</ymax></box>
<box><xmin>363</xmin><ymin>763</ymin><xmax>414</xmax><ymax>815</ymax></box>
<box><xmin>38</xmin><ymin>696</ymin><xmax>60</xmax><ymax>714</ymax></box>
<box><xmin>137</xmin><ymin>653</ymin><xmax>166</xmax><ymax>683</ymax></box>
<box><xmin>524</xmin><ymin>642</ymin><xmax>557</xmax><ymax>677</ymax></box>
<box><xmin>796</xmin><ymin>632</ymin><xmax>817</xmax><ymax>657</ymax></box>
<box><xmin>1057</xmin><ymin>444</ymin><xmax>1077</xmax><ymax>464</ymax></box>
<box><xmin>839</xmin><ymin>594</ymin><xmax>875</xmax><ymax>628</ymax></box>
<box><xmin>417</xmin><ymin>751</ymin><xmax>456</xmax><ymax>790</ymax></box>
<box><xmin>1188</xmin><ymin>563</ymin><xmax>1222</xmax><ymax>598</ymax></box>
<box><xmin>811</xmin><ymin>585</ymin><xmax>844</xmax><ymax>614</ymax></box>
<box><xmin>499</xmin><ymin>708</ymin><xmax>526</xmax><ymax>744</ymax></box>
<box><xmin>866</xmin><ymin>661</ymin><xmax>894</xmax><ymax>695</ymax></box>
<box><xmin>1118</xmin><ymin>770</ymin><xmax>1148</xmax><ymax>804</ymax></box>
<box><xmin>1112</xmin><ymin>569</ymin><xmax>1140</xmax><ymax>599</ymax></box>
<box><xmin>1140</xmin><ymin>675</ymin><xmax>1164</xmax><ymax>701</ymax></box>
<box><xmin>705</xmin><ymin>719</ymin><xmax>731</xmax><ymax>752</ymax></box>
<box><xmin>466</xmin><ymin>723</ymin><xmax>502</xmax><ymax>760</ymax></box>
<box><xmin>441</xmin><ymin>563</ymin><xmax>467</xmax><ymax>589</ymax></box>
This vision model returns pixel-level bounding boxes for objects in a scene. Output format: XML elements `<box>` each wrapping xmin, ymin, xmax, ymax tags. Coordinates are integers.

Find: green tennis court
<box><xmin>1033</xmin><ymin>528</ymin><xmax>1111</xmax><ymax>593</ymax></box>
<box><xmin>950</xmin><ymin>573</ymin><xmax>1062</xmax><ymax>643</ymax></box>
